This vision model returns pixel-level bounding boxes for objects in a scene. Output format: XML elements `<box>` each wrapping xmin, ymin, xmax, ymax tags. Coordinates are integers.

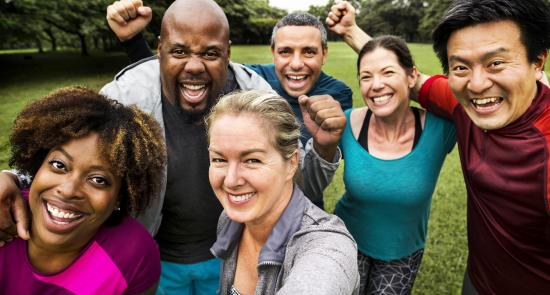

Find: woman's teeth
<box><xmin>47</xmin><ymin>202</ymin><xmax>82</xmax><ymax>221</ymax></box>
<box><xmin>229</xmin><ymin>192</ymin><xmax>255</xmax><ymax>202</ymax></box>
<box><xmin>372</xmin><ymin>94</ymin><xmax>392</xmax><ymax>103</ymax></box>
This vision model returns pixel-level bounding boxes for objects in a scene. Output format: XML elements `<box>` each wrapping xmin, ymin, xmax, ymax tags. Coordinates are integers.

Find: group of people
<box><xmin>0</xmin><ymin>0</ymin><xmax>549</xmax><ymax>294</ymax></box>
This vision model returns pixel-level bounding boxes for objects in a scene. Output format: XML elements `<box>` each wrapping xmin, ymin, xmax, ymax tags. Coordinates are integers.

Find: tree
<box><xmin>418</xmin><ymin>0</ymin><xmax>452</xmax><ymax>41</ymax></box>
<box><xmin>356</xmin><ymin>0</ymin><xmax>428</xmax><ymax>42</ymax></box>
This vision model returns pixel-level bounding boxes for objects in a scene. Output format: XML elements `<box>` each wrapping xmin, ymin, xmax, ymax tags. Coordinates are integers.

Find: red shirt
<box><xmin>419</xmin><ymin>76</ymin><xmax>550</xmax><ymax>294</ymax></box>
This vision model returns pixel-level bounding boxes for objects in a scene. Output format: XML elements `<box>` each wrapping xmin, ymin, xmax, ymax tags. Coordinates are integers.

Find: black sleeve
<box><xmin>121</xmin><ymin>33</ymin><xmax>154</xmax><ymax>63</ymax></box>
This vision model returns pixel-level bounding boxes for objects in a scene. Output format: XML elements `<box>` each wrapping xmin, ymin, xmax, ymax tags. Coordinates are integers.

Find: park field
<box><xmin>1</xmin><ymin>43</ymin><xmax>548</xmax><ymax>293</ymax></box>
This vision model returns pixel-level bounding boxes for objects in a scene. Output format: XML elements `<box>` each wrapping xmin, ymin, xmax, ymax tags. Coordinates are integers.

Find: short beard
<box><xmin>180</xmin><ymin>95</ymin><xmax>218</xmax><ymax>124</ymax></box>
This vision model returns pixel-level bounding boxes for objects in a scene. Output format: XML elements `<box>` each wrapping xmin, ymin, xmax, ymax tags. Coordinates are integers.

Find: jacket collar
<box><xmin>210</xmin><ymin>185</ymin><xmax>307</xmax><ymax>263</ymax></box>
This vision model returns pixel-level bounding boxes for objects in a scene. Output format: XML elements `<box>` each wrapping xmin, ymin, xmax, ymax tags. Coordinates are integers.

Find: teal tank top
<box><xmin>335</xmin><ymin>109</ymin><xmax>456</xmax><ymax>260</ymax></box>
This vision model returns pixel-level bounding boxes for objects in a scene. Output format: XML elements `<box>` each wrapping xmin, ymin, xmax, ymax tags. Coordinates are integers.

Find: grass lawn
<box><xmin>1</xmin><ymin>44</ymin><xmax>547</xmax><ymax>294</ymax></box>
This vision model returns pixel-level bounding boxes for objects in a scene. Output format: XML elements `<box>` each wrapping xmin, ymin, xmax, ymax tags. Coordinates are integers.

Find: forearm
<box><xmin>343</xmin><ymin>25</ymin><xmax>372</xmax><ymax>53</ymax></box>
<box><xmin>299</xmin><ymin>139</ymin><xmax>340</xmax><ymax>207</ymax></box>
<box><xmin>121</xmin><ymin>33</ymin><xmax>154</xmax><ymax>63</ymax></box>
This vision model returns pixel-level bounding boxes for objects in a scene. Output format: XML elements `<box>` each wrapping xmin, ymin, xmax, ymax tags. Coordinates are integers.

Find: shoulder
<box><xmin>229</xmin><ymin>62</ymin><xmax>274</xmax><ymax>92</ymax></box>
<box><xmin>244</xmin><ymin>63</ymin><xmax>275</xmax><ymax>76</ymax></box>
<box><xmin>425</xmin><ymin>111</ymin><xmax>456</xmax><ymax>134</ymax></box>
<box><xmin>95</xmin><ymin>217</ymin><xmax>159</xmax><ymax>259</ymax></box>
<box><xmin>348</xmin><ymin>107</ymin><xmax>368</xmax><ymax>139</ymax></box>
<box><xmin>296</xmin><ymin>202</ymin><xmax>356</xmax><ymax>247</ymax></box>
<box><xmin>94</xmin><ymin>217</ymin><xmax>161</xmax><ymax>292</ymax></box>
<box><xmin>100</xmin><ymin>57</ymin><xmax>161</xmax><ymax>107</ymax></box>
<box><xmin>534</xmin><ymin>83</ymin><xmax>550</xmax><ymax>132</ymax></box>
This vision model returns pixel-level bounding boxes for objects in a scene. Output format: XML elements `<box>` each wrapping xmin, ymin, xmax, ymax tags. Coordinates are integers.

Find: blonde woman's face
<box><xmin>208</xmin><ymin>113</ymin><xmax>297</xmax><ymax>226</ymax></box>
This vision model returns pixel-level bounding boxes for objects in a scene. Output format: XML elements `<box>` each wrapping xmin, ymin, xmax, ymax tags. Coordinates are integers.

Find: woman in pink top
<box><xmin>0</xmin><ymin>87</ymin><xmax>166</xmax><ymax>295</ymax></box>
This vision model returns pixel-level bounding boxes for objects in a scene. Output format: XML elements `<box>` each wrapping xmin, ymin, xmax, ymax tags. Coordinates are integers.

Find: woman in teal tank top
<box><xmin>334</xmin><ymin>36</ymin><xmax>456</xmax><ymax>294</ymax></box>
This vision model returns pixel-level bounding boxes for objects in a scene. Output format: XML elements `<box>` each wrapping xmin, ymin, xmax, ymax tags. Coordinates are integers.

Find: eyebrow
<box><xmin>449</xmin><ymin>47</ymin><xmax>509</xmax><ymax>65</ymax></box>
<box><xmin>209</xmin><ymin>148</ymin><xmax>267</xmax><ymax>156</ymax></box>
<box><xmin>303</xmin><ymin>47</ymin><xmax>318</xmax><ymax>52</ymax></box>
<box><xmin>51</xmin><ymin>147</ymin><xmax>73</xmax><ymax>161</ymax></box>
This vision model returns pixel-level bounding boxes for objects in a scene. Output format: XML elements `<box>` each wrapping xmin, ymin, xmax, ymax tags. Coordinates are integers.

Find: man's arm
<box><xmin>326</xmin><ymin>1</ymin><xmax>371</xmax><ymax>53</ymax></box>
<box><xmin>107</xmin><ymin>0</ymin><xmax>154</xmax><ymax>63</ymax></box>
<box><xmin>326</xmin><ymin>1</ymin><xmax>430</xmax><ymax>100</ymax></box>
<box><xmin>297</xmin><ymin>95</ymin><xmax>346</xmax><ymax>207</ymax></box>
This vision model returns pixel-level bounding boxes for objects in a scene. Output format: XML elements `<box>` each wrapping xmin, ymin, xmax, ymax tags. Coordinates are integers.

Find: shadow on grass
<box><xmin>0</xmin><ymin>51</ymin><xmax>131</xmax><ymax>89</ymax></box>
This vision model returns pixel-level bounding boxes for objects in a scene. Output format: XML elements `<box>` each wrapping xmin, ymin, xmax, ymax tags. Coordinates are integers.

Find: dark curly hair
<box><xmin>9</xmin><ymin>86</ymin><xmax>166</xmax><ymax>222</ymax></box>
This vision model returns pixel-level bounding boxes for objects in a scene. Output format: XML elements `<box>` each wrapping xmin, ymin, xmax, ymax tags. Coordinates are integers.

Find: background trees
<box><xmin>0</xmin><ymin>0</ymin><xmax>456</xmax><ymax>54</ymax></box>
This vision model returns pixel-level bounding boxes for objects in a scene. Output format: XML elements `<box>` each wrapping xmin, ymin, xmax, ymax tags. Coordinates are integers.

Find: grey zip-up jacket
<box><xmin>211</xmin><ymin>187</ymin><xmax>359</xmax><ymax>295</ymax></box>
<box><xmin>100</xmin><ymin>57</ymin><xmax>341</xmax><ymax>235</ymax></box>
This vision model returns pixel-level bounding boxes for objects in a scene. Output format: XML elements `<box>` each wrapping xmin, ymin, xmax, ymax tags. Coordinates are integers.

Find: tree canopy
<box><xmin>1</xmin><ymin>0</ymin><xmax>458</xmax><ymax>55</ymax></box>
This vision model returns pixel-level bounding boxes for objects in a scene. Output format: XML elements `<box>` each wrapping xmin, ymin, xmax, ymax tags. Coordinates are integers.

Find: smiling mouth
<box><xmin>228</xmin><ymin>192</ymin><xmax>256</xmax><ymax>204</ymax></box>
<box><xmin>370</xmin><ymin>94</ymin><xmax>392</xmax><ymax>105</ymax></box>
<box><xmin>45</xmin><ymin>201</ymin><xmax>84</xmax><ymax>225</ymax></box>
<box><xmin>470</xmin><ymin>97</ymin><xmax>503</xmax><ymax>113</ymax></box>
<box><xmin>179</xmin><ymin>83</ymin><xmax>208</xmax><ymax>105</ymax></box>
<box><xmin>285</xmin><ymin>74</ymin><xmax>308</xmax><ymax>89</ymax></box>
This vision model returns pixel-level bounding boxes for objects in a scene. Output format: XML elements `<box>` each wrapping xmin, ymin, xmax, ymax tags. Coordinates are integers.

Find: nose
<box><xmin>289</xmin><ymin>53</ymin><xmax>304</xmax><ymax>70</ymax></box>
<box><xmin>55</xmin><ymin>176</ymin><xmax>83</xmax><ymax>200</ymax></box>
<box><xmin>184</xmin><ymin>55</ymin><xmax>206</xmax><ymax>75</ymax></box>
<box><xmin>223</xmin><ymin>162</ymin><xmax>245</xmax><ymax>188</ymax></box>
<box><xmin>467</xmin><ymin>67</ymin><xmax>492</xmax><ymax>94</ymax></box>
<box><xmin>371</xmin><ymin>75</ymin><xmax>385</xmax><ymax>91</ymax></box>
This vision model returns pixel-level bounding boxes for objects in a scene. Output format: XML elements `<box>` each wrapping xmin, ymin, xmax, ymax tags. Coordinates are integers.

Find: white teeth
<box><xmin>372</xmin><ymin>94</ymin><xmax>392</xmax><ymax>103</ymax></box>
<box><xmin>472</xmin><ymin>97</ymin><xmax>500</xmax><ymax>105</ymax></box>
<box><xmin>229</xmin><ymin>192</ymin><xmax>255</xmax><ymax>202</ymax></box>
<box><xmin>182</xmin><ymin>84</ymin><xmax>206</xmax><ymax>90</ymax></box>
<box><xmin>288</xmin><ymin>75</ymin><xmax>306</xmax><ymax>80</ymax></box>
<box><xmin>46</xmin><ymin>202</ymin><xmax>81</xmax><ymax>220</ymax></box>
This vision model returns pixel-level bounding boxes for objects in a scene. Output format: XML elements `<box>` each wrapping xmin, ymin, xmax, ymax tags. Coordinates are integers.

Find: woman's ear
<box><xmin>408</xmin><ymin>66</ymin><xmax>419</xmax><ymax>89</ymax></box>
<box><xmin>286</xmin><ymin>150</ymin><xmax>299</xmax><ymax>182</ymax></box>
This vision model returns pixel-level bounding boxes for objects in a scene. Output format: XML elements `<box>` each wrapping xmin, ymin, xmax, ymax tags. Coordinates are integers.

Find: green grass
<box><xmin>1</xmin><ymin>43</ymin><xmax>548</xmax><ymax>294</ymax></box>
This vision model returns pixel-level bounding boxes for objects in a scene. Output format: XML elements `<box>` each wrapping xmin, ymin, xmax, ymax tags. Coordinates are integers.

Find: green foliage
<box><xmin>356</xmin><ymin>0</ymin><xmax>427</xmax><ymax>42</ymax></box>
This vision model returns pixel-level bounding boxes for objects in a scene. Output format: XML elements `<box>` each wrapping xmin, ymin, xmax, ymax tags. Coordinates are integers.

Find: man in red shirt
<box><xmin>420</xmin><ymin>1</ymin><xmax>550</xmax><ymax>293</ymax></box>
<box><xmin>327</xmin><ymin>0</ymin><xmax>550</xmax><ymax>293</ymax></box>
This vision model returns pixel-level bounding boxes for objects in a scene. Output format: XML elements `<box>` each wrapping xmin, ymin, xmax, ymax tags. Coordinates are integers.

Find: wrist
<box><xmin>313</xmin><ymin>141</ymin><xmax>338</xmax><ymax>162</ymax></box>
<box><xmin>344</xmin><ymin>25</ymin><xmax>370</xmax><ymax>53</ymax></box>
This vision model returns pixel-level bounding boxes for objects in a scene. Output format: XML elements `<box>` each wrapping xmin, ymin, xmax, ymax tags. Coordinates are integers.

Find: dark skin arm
<box><xmin>107</xmin><ymin>0</ymin><xmax>154</xmax><ymax>63</ymax></box>
<box><xmin>0</xmin><ymin>172</ymin><xmax>30</xmax><ymax>244</ymax></box>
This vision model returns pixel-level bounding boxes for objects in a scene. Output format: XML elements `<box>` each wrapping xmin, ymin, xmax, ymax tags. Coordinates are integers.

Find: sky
<box><xmin>269</xmin><ymin>0</ymin><xmax>329</xmax><ymax>12</ymax></box>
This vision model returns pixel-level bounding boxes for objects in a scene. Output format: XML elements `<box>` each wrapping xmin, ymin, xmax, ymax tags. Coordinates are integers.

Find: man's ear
<box><xmin>533</xmin><ymin>51</ymin><xmax>547</xmax><ymax>80</ymax></box>
<box><xmin>157</xmin><ymin>36</ymin><xmax>162</xmax><ymax>58</ymax></box>
<box><xmin>322</xmin><ymin>47</ymin><xmax>328</xmax><ymax>65</ymax></box>
<box><xmin>227</xmin><ymin>40</ymin><xmax>232</xmax><ymax>60</ymax></box>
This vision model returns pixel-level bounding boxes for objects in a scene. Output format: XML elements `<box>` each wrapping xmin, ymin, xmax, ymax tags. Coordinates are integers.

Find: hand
<box><xmin>326</xmin><ymin>0</ymin><xmax>357</xmax><ymax>37</ymax></box>
<box><xmin>0</xmin><ymin>172</ymin><xmax>30</xmax><ymax>245</ymax></box>
<box><xmin>106</xmin><ymin>0</ymin><xmax>152</xmax><ymax>41</ymax></box>
<box><xmin>299</xmin><ymin>95</ymin><xmax>346</xmax><ymax>161</ymax></box>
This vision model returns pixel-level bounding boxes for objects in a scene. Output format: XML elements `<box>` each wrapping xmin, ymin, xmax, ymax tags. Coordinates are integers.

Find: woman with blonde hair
<box><xmin>206</xmin><ymin>90</ymin><xmax>359</xmax><ymax>295</ymax></box>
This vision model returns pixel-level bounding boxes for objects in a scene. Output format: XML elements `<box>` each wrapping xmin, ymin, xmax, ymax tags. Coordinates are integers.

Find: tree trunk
<box><xmin>44</xmin><ymin>28</ymin><xmax>57</xmax><ymax>51</ymax></box>
<box><xmin>36</xmin><ymin>37</ymin><xmax>44</xmax><ymax>53</ymax></box>
<box><xmin>77</xmin><ymin>33</ymin><xmax>88</xmax><ymax>56</ymax></box>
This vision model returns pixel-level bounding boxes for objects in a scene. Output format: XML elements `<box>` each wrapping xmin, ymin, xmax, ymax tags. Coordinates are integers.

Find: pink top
<box><xmin>0</xmin><ymin>216</ymin><xmax>160</xmax><ymax>294</ymax></box>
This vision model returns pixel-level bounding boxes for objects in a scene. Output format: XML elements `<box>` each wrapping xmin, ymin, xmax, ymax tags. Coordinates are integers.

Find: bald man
<box><xmin>0</xmin><ymin>0</ymin><xmax>347</xmax><ymax>294</ymax></box>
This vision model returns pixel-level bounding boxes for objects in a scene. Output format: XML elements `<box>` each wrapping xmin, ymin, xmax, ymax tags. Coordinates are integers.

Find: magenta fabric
<box><xmin>0</xmin><ymin>216</ymin><xmax>160</xmax><ymax>294</ymax></box>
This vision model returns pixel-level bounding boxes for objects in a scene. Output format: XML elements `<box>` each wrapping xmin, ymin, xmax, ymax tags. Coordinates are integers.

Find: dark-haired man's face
<box><xmin>158</xmin><ymin>18</ymin><xmax>230</xmax><ymax>115</ymax></box>
<box><xmin>446</xmin><ymin>20</ymin><xmax>546</xmax><ymax>130</ymax></box>
<box><xmin>272</xmin><ymin>26</ymin><xmax>327</xmax><ymax>98</ymax></box>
